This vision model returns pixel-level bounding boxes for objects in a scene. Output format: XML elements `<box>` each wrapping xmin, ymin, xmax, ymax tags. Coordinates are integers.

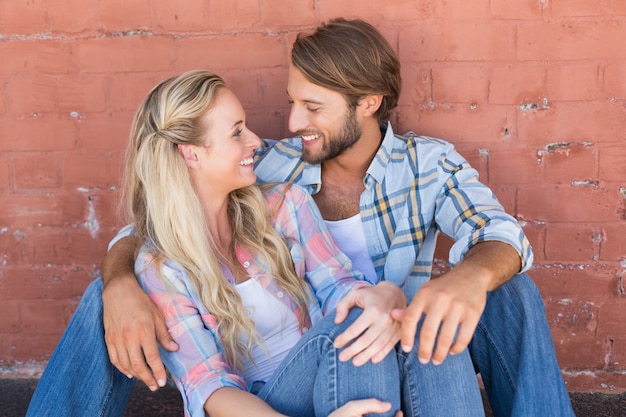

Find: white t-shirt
<box><xmin>324</xmin><ymin>214</ymin><xmax>378</xmax><ymax>283</ymax></box>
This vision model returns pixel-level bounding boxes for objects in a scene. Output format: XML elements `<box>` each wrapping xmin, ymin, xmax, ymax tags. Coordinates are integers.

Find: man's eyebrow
<box><xmin>285</xmin><ymin>91</ymin><xmax>323</xmax><ymax>105</ymax></box>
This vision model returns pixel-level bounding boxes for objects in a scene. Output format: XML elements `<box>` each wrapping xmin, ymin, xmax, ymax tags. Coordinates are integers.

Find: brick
<box><xmin>130</xmin><ymin>37</ymin><xmax>177</xmax><ymax>72</ymax></box>
<box><xmin>400</xmin><ymin>103</ymin><xmax>517</xmax><ymax>144</ymax></box>
<box><xmin>177</xmin><ymin>35</ymin><xmax>288</xmax><ymax>72</ymax></box>
<box><xmin>0</xmin><ymin>333</ymin><xmax>64</xmax><ymax>362</ymax></box>
<box><xmin>541</xmin><ymin>143</ymin><xmax>598</xmax><ymax>184</ymax></box>
<box><xmin>6</xmin><ymin>75</ymin><xmax>57</xmax><ymax>114</ymax></box>
<box><xmin>491</xmin><ymin>0</ymin><xmax>543</xmax><ymax>20</ymax></box>
<box><xmin>551</xmin><ymin>0</ymin><xmax>609</xmax><ymax>17</ymax></box>
<box><xmin>518</xmin><ymin>184</ymin><xmax>621</xmax><ymax>223</ymax></box>
<box><xmin>0</xmin><ymin>0</ymin><xmax>48</xmax><ymax>34</ymax></box>
<box><xmin>455</xmin><ymin>145</ymin><xmax>489</xmax><ymax>183</ymax></box>
<box><xmin>601</xmin><ymin>223</ymin><xmax>626</xmax><ymax>260</ymax></box>
<box><xmin>152</xmin><ymin>0</ymin><xmax>209</xmax><ymax>31</ymax></box>
<box><xmin>547</xmin><ymin>64</ymin><xmax>602</xmax><ymax>101</ymax></box>
<box><xmin>20</xmin><ymin>299</ymin><xmax>73</xmax><ymax>334</ymax></box>
<box><xmin>377</xmin><ymin>0</ymin><xmax>434</xmax><ymax>20</ymax></box>
<box><xmin>77</xmin><ymin>111</ymin><xmax>135</xmax><ymax>152</ymax></box>
<box><xmin>434</xmin><ymin>0</ymin><xmax>490</xmax><ymax>20</ymax></box>
<box><xmin>47</xmin><ymin>0</ymin><xmax>100</xmax><ymax>34</ymax></box>
<box><xmin>599</xmin><ymin>144</ymin><xmax>626</xmax><ymax>182</ymax></box>
<box><xmin>0</xmin><ymin>114</ymin><xmax>78</xmax><ymax>152</ymax></box>
<box><xmin>0</xmin><ymin>266</ymin><xmax>91</xmax><ymax>300</ymax></box>
<box><xmin>100</xmin><ymin>0</ymin><xmax>152</xmax><ymax>31</ymax></box>
<box><xmin>603</xmin><ymin>62</ymin><xmax>626</xmax><ymax>99</ymax></box>
<box><xmin>611</xmin><ymin>0</ymin><xmax>626</xmax><ymax>15</ymax></box>
<box><xmin>30</xmin><ymin>231</ymin><xmax>72</xmax><ymax>265</ymax></box>
<box><xmin>108</xmin><ymin>73</ymin><xmax>161</xmax><ymax>112</ymax></box>
<box><xmin>517</xmin><ymin>21</ymin><xmax>626</xmax><ymax>61</ymax></box>
<box><xmin>545</xmin><ymin>223</ymin><xmax>601</xmax><ymax>261</ymax></box>
<box><xmin>57</xmin><ymin>76</ymin><xmax>107</xmax><ymax>115</ymax></box>
<box><xmin>398</xmin><ymin>63</ymin><xmax>432</xmax><ymax>108</ymax></box>
<box><xmin>74</xmin><ymin>37</ymin><xmax>135</xmax><ymax>73</ymax></box>
<box><xmin>60</xmin><ymin>191</ymin><xmax>89</xmax><ymax>226</ymax></box>
<box><xmin>62</xmin><ymin>151</ymin><xmax>114</xmax><ymax>188</ymax></box>
<box><xmin>399</xmin><ymin>22</ymin><xmax>517</xmax><ymax>63</ymax></box>
<box><xmin>0</xmin><ymin>301</ymin><xmax>21</xmax><ymax>333</ymax></box>
<box><xmin>553</xmin><ymin>334</ymin><xmax>606</xmax><ymax>369</ymax></box>
<box><xmin>13</xmin><ymin>153</ymin><xmax>62</xmax><ymax>189</ymax></box>
<box><xmin>517</xmin><ymin>101</ymin><xmax>626</xmax><ymax>145</ymax></box>
<box><xmin>260</xmin><ymin>1</ymin><xmax>315</xmax><ymax>28</ymax></box>
<box><xmin>0</xmin><ymin>192</ymin><xmax>63</xmax><ymax>226</ymax></box>
<box><xmin>598</xmin><ymin>301</ymin><xmax>626</xmax><ymax>335</ymax></box>
<box><xmin>431</xmin><ymin>64</ymin><xmax>489</xmax><ymax>103</ymax></box>
<box><xmin>488</xmin><ymin>148</ymin><xmax>541</xmax><ymax>186</ymax></box>
<box><xmin>533</xmin><ymin>265</ymin><xmax>618</xmax><ymax>299</ymax></box>
<box><xmin>206</xmin><ymin>0</ymin><xmax>259</xmax><ymax>31</ymax></box>
<box><xmin>489</xmin><ymin>64</ymin><xmax>547</xmax><ymax>105</ymax></box>
<box><xmin>0</xmin><ymin>41</ymin><xmax>70</xmax><ymax>75</ymax></box>
<box><xmin>0</xmin><ymin>155</ymin><xmax>11</xmax><ymax>191</ymax></box>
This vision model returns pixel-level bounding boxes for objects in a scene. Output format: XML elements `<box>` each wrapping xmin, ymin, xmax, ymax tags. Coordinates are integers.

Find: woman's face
<box><xmin>196</xmin><ymin>88</ymin><xmax>261</xmax><ymax>195</ymax></box>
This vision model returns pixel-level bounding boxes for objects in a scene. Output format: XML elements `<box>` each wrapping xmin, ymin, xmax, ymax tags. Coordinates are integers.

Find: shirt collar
<box><xmin>365</xmin><ymin>122</ymin><xmax>396</xmax><ymax>185</ymax></box>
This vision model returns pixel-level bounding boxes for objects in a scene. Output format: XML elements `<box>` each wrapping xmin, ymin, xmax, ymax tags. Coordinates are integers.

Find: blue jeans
<box><xmin>258</xmin><ymin>308</ymin><xmax>483</xmax><ymax>417</ymax></box>
<box><xmin>469</xmin><ymin>273</ymin><xmax>574</xmax><ymax>416</ymax></box>
<box><xmin>27</xmin><ymin>273</ymin><xmax>572</xmax><ymax>417</ymax></box>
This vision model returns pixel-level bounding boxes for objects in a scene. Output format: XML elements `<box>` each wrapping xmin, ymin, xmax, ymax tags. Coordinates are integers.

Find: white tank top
<box><xmin>235</xmin><ymin>278</ymin><xmax>301</xmax><ymax>383</ymax></box>
<box><xmin>324</xmin><ymin>214</ymin><xmax>378</xmax><ymax>283</ymax></box>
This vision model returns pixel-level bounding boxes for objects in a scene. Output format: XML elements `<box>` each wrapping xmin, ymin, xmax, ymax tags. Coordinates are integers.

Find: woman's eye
<box><xmin>234</xmin><ymin>128</ymin><xmax>243</xmax><ymax>137</ymax></box>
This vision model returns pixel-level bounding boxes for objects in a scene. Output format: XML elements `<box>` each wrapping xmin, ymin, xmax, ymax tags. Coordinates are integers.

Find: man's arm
<box><xmin>101</xmin><ymin>235</ymin><xmax>178</xmax><ymax>391</ymax></box>
<box><xmin>392</xmin><ymin>240</ymin><xmax>521</xmax><ymax>365</ymax></box>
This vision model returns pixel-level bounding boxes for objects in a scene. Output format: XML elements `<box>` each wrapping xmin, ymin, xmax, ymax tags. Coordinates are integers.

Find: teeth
<box><xmin>239</xmin><ymin>157</ymin><xmax>254</xmax><ymax>166</ymax></box>
<box><xmin>301</xmin><ymin>134</ymin><xmax>319</xmax><ymax>142</ymax></box>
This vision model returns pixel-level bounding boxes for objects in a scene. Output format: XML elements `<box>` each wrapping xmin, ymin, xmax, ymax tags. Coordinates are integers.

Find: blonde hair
<box><xmin>123</xmin><ymin>70</ymin><xmax>310</xmax><ymax>372</ymax></box>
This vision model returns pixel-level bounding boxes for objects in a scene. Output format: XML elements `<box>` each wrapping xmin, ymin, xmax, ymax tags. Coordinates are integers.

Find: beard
<box><xmin>301</xmin><ymin>106</ymin><xmax>362</xmax><ymax>164</ymax></box>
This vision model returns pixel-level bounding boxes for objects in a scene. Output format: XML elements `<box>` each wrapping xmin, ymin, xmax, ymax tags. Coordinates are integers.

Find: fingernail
<box><xmin>432</xmin><ymin>359</ymin><xmax>441</xmax><ymax>366</ymax></box>
<box><xmin>402</xmin><ymin>344</ymin><xmax>411</xmax><ymax>353</ymax></box>
<box><xmin>126</xmin><ymin>374</ymin><xmax>133</xmax><ymax>379</ymax></box>
<box><xmin>149</xmin><ymin>385</ymin><xmax>157</xmax><ymax>392</ymax></box>
<box><xmin>158</xmin><ymin>378</ymin><xmax>166</xmax><ymax>387</ymax></box>
<box><xmin>418</xmin><ymin>356</ymin><xmax>429</xmax><ymax>365</ymax></box>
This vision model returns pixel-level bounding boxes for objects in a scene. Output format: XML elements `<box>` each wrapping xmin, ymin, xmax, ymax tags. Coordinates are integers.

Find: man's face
<box><xmin>287</xmin><ymin>65</ymin><xmax>362</xmax><ymax>164</ymax></box>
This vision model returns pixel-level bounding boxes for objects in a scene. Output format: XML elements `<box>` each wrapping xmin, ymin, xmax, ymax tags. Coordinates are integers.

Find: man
<box><xmin>27</xmin><ymin>19</ymin><xmax>573</xmax><ymax>417</ymax></box>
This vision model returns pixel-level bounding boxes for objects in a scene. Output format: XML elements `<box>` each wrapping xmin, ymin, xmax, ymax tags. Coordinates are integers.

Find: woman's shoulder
<box><xmin>261</xmin><ymin>182</ymin><xmax>310</xmax><ymax>207</ymax></box>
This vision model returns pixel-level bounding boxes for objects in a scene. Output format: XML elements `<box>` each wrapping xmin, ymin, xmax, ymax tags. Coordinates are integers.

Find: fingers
<box><xmin>334</xmin><ymin>291</ymin><xmax>359</xmax><ymax>325</ymax></box>
<box><xmin>398</xmin><ymin>297</ymin><xmax>424</xmax><ymax>353</ymax></box>
<box><xmin>329</xmin><ymin>398</ymin><xmax>393</xmax><ymax>417</ymax></box>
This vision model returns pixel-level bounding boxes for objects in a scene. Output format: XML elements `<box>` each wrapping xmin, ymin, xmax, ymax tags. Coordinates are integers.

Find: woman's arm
<box><xmin>205</xmin><ymin>388</ymin><xmax>287</xmax><ymax>417</ymax></box>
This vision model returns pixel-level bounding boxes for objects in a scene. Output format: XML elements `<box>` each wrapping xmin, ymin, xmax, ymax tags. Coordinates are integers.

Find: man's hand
<box><xmin>333</xmin><ymin>281</ymin><xmax>406</xmax><ymax>366</ymax></box>
<box><xmin>101</xmin><ymin>235</ymin><xmax>178</xmax><ymax>391</ymax></box>
<box><xmin>329</xmin><ymin>399</ymin><xmax>402</xmax><ymax>417</ymax></box>
<box><xmin>102</xmin><ymin>275</ymin><xmax>178</xmax><ymax>391</ymax></box>
<box><xmin>391</xmin><ymin>241</ymin><xmax>521</xmax><ymax>365</ymax></box>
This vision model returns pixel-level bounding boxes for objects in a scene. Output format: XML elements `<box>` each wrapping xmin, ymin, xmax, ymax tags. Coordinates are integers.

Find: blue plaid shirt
<box><xmin>254</xmin><ymin>123</ymin><xmax>533</xmax><ymax>302</ymax></box>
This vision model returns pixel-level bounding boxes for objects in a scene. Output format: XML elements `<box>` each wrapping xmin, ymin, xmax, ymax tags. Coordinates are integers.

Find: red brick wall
<box><xmin>1</xmin><ymin>1</ymin><xmax>625</xmax><ymax>392</ymax></box>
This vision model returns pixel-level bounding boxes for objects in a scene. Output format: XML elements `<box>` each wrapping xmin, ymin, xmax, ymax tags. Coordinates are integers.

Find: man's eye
<box><xmin>307</xmin><ymin>107</ymin><xmax>320</xmax><ymax>113</ymax></box>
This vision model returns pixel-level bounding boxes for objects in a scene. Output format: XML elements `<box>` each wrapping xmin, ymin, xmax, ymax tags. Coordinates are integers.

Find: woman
<box><xmin>124</xmin><ymin>69</ymin><xmax>406</xmax><ymax>417</ymax></box>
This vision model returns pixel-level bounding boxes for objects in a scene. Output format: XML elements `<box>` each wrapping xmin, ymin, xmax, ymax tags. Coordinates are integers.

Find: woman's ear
<box><xmin>359</xmin><ymin>94</ymin><xmax>383</xmax><ymax>118</ymax></box>
<box><xmin>178</xmin><ymin>144</ymin><xmax>200</xmax><ymax>169</ymax></box>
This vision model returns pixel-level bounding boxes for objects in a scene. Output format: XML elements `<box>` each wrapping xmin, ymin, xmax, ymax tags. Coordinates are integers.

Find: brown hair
<box><xmin>291</xmin><ymin>18</ymin><xmax>401</xmax><ymax>124</ymax></box>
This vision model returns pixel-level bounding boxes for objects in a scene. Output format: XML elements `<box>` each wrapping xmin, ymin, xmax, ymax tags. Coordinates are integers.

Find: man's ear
<box><xmin>178</xmin><ymin>144</ymin><xmax>200</xmax><ymax>169</ymax></box>
<box><xmin>359</xmin><ymin>94</ymin><xmax>383</xmax><ymax>118</ymax></box>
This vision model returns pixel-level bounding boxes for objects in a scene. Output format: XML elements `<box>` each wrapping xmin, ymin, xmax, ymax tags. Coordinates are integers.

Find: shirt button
<box><xmin>276</xmin><ymin>291</ymin><xmax>284</xmax><ymax>298</ymax></box>
<box><xmin>243</xmin><ymin>261</ymin><xmax>250</xmax><ymax>268</ymax></box>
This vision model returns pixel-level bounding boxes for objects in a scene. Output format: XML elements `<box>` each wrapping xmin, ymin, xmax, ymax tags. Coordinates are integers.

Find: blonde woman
<box><xmin>124</xmin><ymin>70</ymin><xmax>406</xmax><ymax>417</ymax></box>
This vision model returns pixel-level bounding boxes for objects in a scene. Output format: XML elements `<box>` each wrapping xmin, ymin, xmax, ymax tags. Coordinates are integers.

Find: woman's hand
<box><xmin>333</xmin><ymin>281</ymin><xmax>406</xmax><ymax>366</ymax></box>
<box><xmin>329</xmin><ymin>399</ymin><xmax>403</xmax><ymax>417</ymax></box>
